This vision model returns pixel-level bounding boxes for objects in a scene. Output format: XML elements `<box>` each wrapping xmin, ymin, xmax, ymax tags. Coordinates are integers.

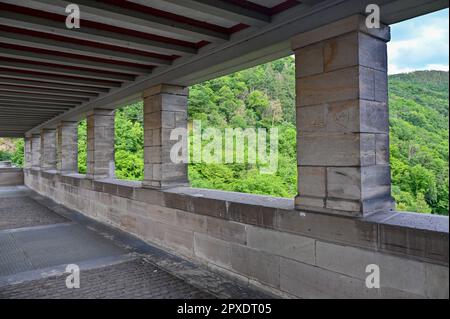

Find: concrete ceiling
<box><xmin>0</xmin><ymin>0</ymin><xmax>448</xmax><ymax>137</ymax></box>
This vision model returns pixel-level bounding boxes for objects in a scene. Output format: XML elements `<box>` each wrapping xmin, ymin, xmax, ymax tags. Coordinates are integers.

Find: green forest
<box><xmin>2</xmin><ymin>57</ymin><xmax>448</xmax><ymax>215</ymax></box>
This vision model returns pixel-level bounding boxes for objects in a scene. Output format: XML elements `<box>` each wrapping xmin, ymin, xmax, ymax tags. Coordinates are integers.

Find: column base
<box><xmin>295</xmin><ymin>195</ymin><xmax>395</xmax><ymax>217</ymax></box>
<box><xmin>142</xmin><ymin>179</ymin><xmax>189</xmax><ymax>190</ymax></box>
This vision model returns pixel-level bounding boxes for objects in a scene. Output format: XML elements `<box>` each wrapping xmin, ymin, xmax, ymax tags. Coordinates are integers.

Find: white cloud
<box><xmin>425</xmin><ymin>64</ymin><xmax>449</xmax><ymax>71</ymax></box>
<box><xmin>388</xmin><ymin>15</ymin><xmax>449</xmax><ymax>74</ymax></box>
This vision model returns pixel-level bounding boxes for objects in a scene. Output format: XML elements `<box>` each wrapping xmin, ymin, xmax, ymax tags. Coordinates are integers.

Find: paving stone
<box><xmin>0</xmin><ymin>196</ymin><xmax>67</xmax><ymax>230</ymax></box>
<box><xmin>0</xmin><ymin>258</ymin><xmax>213</xmax><ymax>299</ymax></box>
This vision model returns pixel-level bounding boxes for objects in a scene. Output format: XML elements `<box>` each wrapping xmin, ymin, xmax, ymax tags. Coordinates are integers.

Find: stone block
<box><xmin>176</xmin><ymin>210</ymin><xmax>206</xmax><ymax>232</ymax></box>
<box><xmin>231</xmin><ymin>244</ymin><xmax>280</xmax><ymax>288</ymax></box>
<box><xmin>276</xmin><ymin>209</ymin><xmax>378</xmax><ymax>249</ymax></box>
<box><xmin>295</xmin><ymin>195</ymin><xmax>325</xmax><ymax>209</ymax></box>
<box><xmin>361</xmin><ymin>165</ymin><xmax>391</xmax><ymax>200</ymax></box>
<box><xmin>378</xmin><ymin>224</ymin><xmax>449</xmax><ymax>264</ymax></box>
<box><xmin>297</xmin><ymin>132</ymin><xmax>374</xmax><ymax>166</ymax></box>
<box><xmin>206</xmin><ymin>217</ymin><xmax>247</xmax><ymax>245</ymax></box>
<box><xmin>425</xmin><ymin>263</ymin><xmax>449</xmax><ymax>299</ymax></box>
<box><xmin>315</xmin><ymin>241</ymin><xmax>427</xmax><ymax>296</ymax></box>
<box><xmin>359</xmin><ymin>32</ymin><xmax>387</xmax><ymax>71</ymax></box>
<box><xmin>360</xmin><ymin>100</ymin><xmax>389</xmax><ymax>133</ymax></box>
<box><xmin>291</xmin><ymin>15</ymin><xmax>390</xmax><ymax>51</ymax></box>
<box><xmin>133</xmin><ymin>187</ymin><xmax>164</xmax><ymax>206</ymax></box>
<box><xmin>143</xmin><ymin>84</ymin><xmax>188</xmax><ymax>98</ymax></box>
<box><xmin>325</xmin><ymin>198</ymin><xmax>361</xmax><ymax>214</ymax></box>
<box><xmin>280</xmin><ymin>257</ymin><xmax>377</xmax><ymax>299</ymax></box>
<box><xmin>144</xmin><ymin>146</ymin><xmax>162</xmax><ymax>164</ymax></box>
<box><xmin>297</xmin><ymin>67</ymin><xmax>360</xmax><ymax>107</ymax></box>
<box><xmin>136</xmin><ymin>216</ymin><xmax>165</xmax><ymax>244</ymax></box>
<box><xmin>298</xmin><ymin>166</ymin><xmax>326</xmax><ymax>198</ymax></box>
<box><xmin>163</xmin><ymin>224</ymin><xmax>194</xmax><ymax>257</ymax></box>
<box><xmin>194</xmin><ymin>233</ymin><xmax>231</xmax><ymax>268</ymax></box>
<box><xmin>375</xmin><ymin>134</ymin><xmax>390</xmax><ymax>164</ymax></box>
<box><xmin>295</xmin><ymin>42</ymin><xmax>324</xmax><ymax>77</ymax></box>
<box><xmin>323</xmin><ymin>32</ymin><xmax>359</xmax><ymax>72</ymax></box>
<box><xmin>227</xmin><ymin>202</ymin><xmax>275</xmax><ymax>228</ymax></box>
<box><xmin>247</xmin><ymin>225</ymin><xmax>315</xmax><ymax>264</ymax></box>
<box><xmin>374</xmin><ymin>69</ymin><xmax>388</xmax><ymax>103</ymax></box>
<box><xmin>191</xmin><ymin>196</ymin><xmax>227</xmax><ymax>219</ymax></box>
<box><xmin>327</xmin><ymin>167</ymin><xmax>361</xmax><ymax>200</ymax></box>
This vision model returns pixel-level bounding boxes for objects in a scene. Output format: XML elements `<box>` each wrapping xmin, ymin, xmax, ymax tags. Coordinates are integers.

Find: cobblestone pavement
<box><xmin>0</xmin><ymin>187</ymin><xmax>272</xmax><ymax>299</ymax></box>
<box><xmin>0</xmin><ymin>258</ymin><xmax>213</xmax><ymax>299</ymax></box>
<box><xmin>0</xmin><ymin>196</ymin><xmax>67</xmax><ymax>230</ymax></box>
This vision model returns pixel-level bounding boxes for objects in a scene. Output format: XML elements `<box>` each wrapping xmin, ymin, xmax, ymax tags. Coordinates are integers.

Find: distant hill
<box><xmin>389</xmin><ymin>70</ymin><xmax>449</xmax><ymax>214</ymax></box>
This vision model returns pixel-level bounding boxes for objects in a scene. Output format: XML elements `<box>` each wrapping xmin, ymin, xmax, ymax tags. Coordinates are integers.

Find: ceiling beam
<box><xmin>0</xmin><ymin>78</ymin><xmax>109</xmax><ymax>93</ymax></box>
<box><xmin>0</xmin><ymin>69</ymin><xmax>121</xmax><ymax>88</ymax></box>
<box><xmin>0</xmin><ymin>32</ymin><xmax>172</xmax><ymax>67</ymax></box>
<box><xmin>0</xmin><ymin>91</ymin><xmax>89</xmax><ymax>102</ymax></box>
<box><xmin>0</xmin><ymin>102</ymin><xmax>70</xmax><ymax>112</ymax></box>
<box><xmin>0</xmin><ymin>47</ymin><xmax>152</xmax><ymax>75</ymax></box>
<box><xmin>0</xmin><ymin>119</ymin><xmax>55</xmax><ymax>123</ymax></box>
<box><xmin>0</xmin><ymin>84</ymin><xmax>99</xmax><ymax>98</ymax></box>
<box><xmin>0</xmin><ymin>132</ymin><xmax>24</xmax><ymax>137</ymax></box>
<box><xmin>0</xmin><ymin>106</ymin><xmax>67</xmax><ymax>115</ymax></box>
<box><xmin>5</xmin><ymin>0</ymin><xmax>229</xmax><ymax>43</ymax></box>
<box><xmin>0</xmin><ymin>97</ymin><xmax>79</xmax><ymax>106</ymax></box>
<box><xmin>163</xmin><ymin>0</ymin><xmax>271</xmax><ymax>27</ymax></box>
<box><xmin>0</xmin><ymin>11</ymin><xmax>197</xmax><ymax>56</ymax></box>
<box><xmin>0</xmin><ymin>60</ymin><xmax>135</xmax><ymax>82</ymax></box>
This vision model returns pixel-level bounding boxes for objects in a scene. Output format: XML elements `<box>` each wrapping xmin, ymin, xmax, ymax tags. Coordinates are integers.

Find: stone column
<box><xmin>57</xmin><ymin>121</ymin><xmax>78</xmax><ymax>174</ymax></box>
<box><xmin>86</xmin><ymin>109</ymin><xmax>115</xmax><ymax>179</ymax></box>
<box><xmin>31</xmin><ymin>134</ymin><xmax>41</xmax><ymax>170</ymax></box>
<box><xmin>40</xmin><ymin>128</ymin><xmax>57</xmax><ymax>171</ymax></box>
<box><xmin>292</xmin><ymin>15</ymin><xmax>394</xmax><ymax>217</ymax></box>
<box><xmin>142</xmin><ymin>84</ymin><xmax>188</xmax><ymax>189</ymax></box>
<box><xmin>24</xmin><ymin>136</ymin><xmax>32</xmax><ymax>169</ymax></box>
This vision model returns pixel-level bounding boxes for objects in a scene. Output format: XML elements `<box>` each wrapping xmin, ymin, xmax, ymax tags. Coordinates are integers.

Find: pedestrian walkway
<box><xmin>0</xmin><ymin>186</ymin><xmax>271</xmax><ymax>299</ymax></box>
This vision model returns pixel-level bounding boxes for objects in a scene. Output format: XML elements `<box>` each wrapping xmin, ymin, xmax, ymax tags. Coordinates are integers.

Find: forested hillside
<box><xmin>389</xmin><ymin>71</ymin><xmax>449</xmax><ymax>214</ymax></box>
<box><xmin>2</xmin><ymin>58</ymin><xmax>448</xmax><ymax>215</ymax></box>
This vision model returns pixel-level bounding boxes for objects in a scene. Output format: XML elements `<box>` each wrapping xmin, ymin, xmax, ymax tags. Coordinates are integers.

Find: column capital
<box><xmin>57</xmin><ymin>121</ymin><xmax>78</xmax><ymax>127</ymax></box>
<box><xmin>291</xmin><ymin>14</ymin><xmax>390</xmax><ymax>51</ymax></box>
<box><xmin>86</xmin><ymin>108</ymin><xmax>115</xmax><ymax>117</ymax></box>
<box><xmin>142</xmin><ymin>84</ymin><xmax>188</xmax><ymax>98</ymax></box>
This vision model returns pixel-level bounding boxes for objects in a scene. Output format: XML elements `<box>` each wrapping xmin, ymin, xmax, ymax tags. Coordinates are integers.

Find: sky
<box><xmin>388</xmin><ymin>8</ymin><xmax>449</xmax><ymax>74</ymax></box>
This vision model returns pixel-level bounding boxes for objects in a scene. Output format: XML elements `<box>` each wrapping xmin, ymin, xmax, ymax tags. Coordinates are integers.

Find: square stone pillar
<box><xmin>142</xmin><ymin>84</ymin><xmax>189</xmax><ymax>189</ymax></box>
<box><xmin>86</xmin><ymin>109</ymin><xmax>115</xmax><ymax>179</ymax></box>
<box><xmin>57</xmin><ymin>121</ymin><xmax>78</xmax><ymax>173</ymax></box>
<box><xmin>24</xmin><ymin>136</ymin><xmax>32</xmax><ymax>169</ymax></box>
<box><xmin>40</xmin><ymin>128</ymin><xmax>57</xmax><ymax>171</ymax></box>
<box><xmin>31</xmin><ymin>134</ymin><xmax>41</xmax><ymax>170</ymax></box>
<box><xmin>292</xmin><ymin>15</ymin><xmax>394</xmax><ymax>217</ymax></box>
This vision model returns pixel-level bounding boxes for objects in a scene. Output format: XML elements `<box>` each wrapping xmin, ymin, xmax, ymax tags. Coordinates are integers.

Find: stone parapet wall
<box><xmin>0</xmin><ymin>168</ymin><xmax>24</xmax><ymax>186</ymax></box>
<box><xmin>24</xmin><ymin>169</ymin><xmax>449</xmax><ymax>299</ymax></box>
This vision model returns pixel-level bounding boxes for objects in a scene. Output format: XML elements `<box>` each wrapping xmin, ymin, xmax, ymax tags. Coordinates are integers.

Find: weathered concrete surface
<box><xmin>0</xmin><ymin>186</ymin><xmax>271</xmax><ymax>299</ymax></box>
<box><xmin>0</xmin><ymin>168</ymin><xmax>23</xmax><ymax>187</ymax></box>
<box><xmin>23</xmin><ymin>170</ymin><xmax>449</xmax><ymax>299</ymax></box>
